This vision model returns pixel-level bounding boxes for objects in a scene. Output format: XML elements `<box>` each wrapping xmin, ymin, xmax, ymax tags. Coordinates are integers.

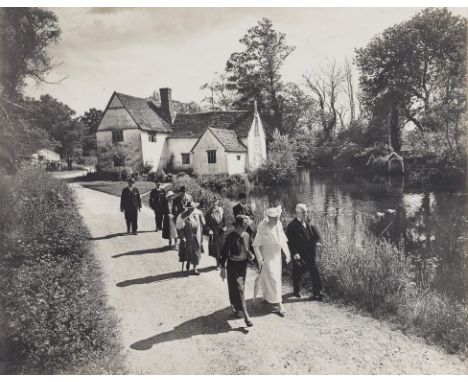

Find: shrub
<box><xmin>197</xmin><ymin>173</ymin><xmax>247</xmax><ymax>198</ymax></box>
<box><xmin>0</xmin><ymin>169</ymin><xmax>124</xmax><ymax>374</ymax></box>
<box><xmin>253</xmin><ymin>130</ymin><xmax>297</xmax><ymax>185</ymax></box>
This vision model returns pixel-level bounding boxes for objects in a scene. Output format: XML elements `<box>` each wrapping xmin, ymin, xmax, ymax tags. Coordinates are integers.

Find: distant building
<box><xmin>31</xmin><ymin>149</ymin><xmax>61</xmax><ymax>163</ymax></box>
<box><xmin>96</xmin><ymin>88</ymin><xmax>267</xmax><ymax>175</ymax></box>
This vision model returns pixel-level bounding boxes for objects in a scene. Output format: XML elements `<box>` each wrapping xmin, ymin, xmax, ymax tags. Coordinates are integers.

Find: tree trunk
<box><xmin>389</xmin><ymin>104</ymin><xmax>401</xmax><ymax>152</ymax></box>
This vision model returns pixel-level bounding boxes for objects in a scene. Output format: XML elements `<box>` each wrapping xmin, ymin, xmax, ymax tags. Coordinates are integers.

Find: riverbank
<box><xmin>79</xmin><ymin>174</ymin><xmax>468</xmax><ymax>356</ymax></box>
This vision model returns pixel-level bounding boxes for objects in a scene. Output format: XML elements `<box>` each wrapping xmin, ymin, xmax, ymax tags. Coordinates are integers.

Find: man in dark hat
<box><xmin>120</xmin><ymin>178</ymin><xmax>142</xmax><ymax>235</ymax></box>
<box><xmin>172</xmin><ymin>185</ymin><xmax>193</xmax><ymax>219</ymax></box>
<box><xmin>149</xmin><ymin>181</ymin><xmax>165</xmax><ymax>232</ymax></box>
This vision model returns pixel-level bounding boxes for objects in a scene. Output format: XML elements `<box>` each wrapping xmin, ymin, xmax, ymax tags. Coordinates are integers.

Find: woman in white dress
<box><xmin>253</xmin><ymin>206</ymin><xmax>291</xmax><ymax>316</ymax></box>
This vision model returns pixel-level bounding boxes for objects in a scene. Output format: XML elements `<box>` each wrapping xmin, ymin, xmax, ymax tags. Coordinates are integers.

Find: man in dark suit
<box><xmin>149</xmin><ymin>182</ymin><xmax>165</xmax><ymax>231</ymax></box>
<box><xmin>172</xmin><ymin>185</ymin><xmax>192</xmax><ymax>219</ymax></box>
<box><xmin>120</xmin><ymin>178</ymin><xmax>142</xmax><ymax>235</ymax></box>
<box><xmin>286</xmin><ymin>203</ymin><xmax>323</xmax><ymax>300</ymax></box>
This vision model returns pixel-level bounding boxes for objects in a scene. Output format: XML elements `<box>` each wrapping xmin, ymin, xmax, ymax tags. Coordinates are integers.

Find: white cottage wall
<box><xmin>96</xmin><ymin>129</ymin><xmax>143</xmax><ymax>172</ymax></box>
<box><xmin>192</xmin><ymin>130</ymin><xmax>227</xmax><ymax>175</ymax></box>
<box><xmin>140</xmin><ymin>131</ymin><xmax>168</xmax><ymax>170</ymax></box>
<box><xmin>164</xmin><ymin>137</ymin><xmax>198</xmax><ymax>170</ymax></box>
<box><xmin>226</xmin><ymin>152</ymin><xmax>246</xmax><ymax>175</ymax></box>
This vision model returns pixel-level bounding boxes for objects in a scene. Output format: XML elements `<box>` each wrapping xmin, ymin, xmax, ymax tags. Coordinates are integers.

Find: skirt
<box><xmin>162</xmin><ymin>214</ymin><xmax>177</xmax><ymax>240</ymax></box>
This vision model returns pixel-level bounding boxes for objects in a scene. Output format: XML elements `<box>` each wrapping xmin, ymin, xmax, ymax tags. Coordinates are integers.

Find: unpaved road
<box><xmin>74</xmin><ymin>184</ymin><xmax>468</xmax><ymax>374</ymax></box>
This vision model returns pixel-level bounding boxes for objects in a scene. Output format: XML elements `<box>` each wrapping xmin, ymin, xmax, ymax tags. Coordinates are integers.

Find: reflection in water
<box><xmin>247</xmin><ymin>169</ymin><xmax>468</xmax><ymax>302</ymax></box>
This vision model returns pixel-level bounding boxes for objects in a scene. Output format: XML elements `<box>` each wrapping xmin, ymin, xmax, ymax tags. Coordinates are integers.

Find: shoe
<box><xmin>245</xmin><ymin>319</ymin><xmax>253</xmax><ymax>327</ymax></box>
<box><xmin>293</xmin><ymin>292</ymin><xmax>301</xmax><ymax>298</ymax></box>
<box><xmin>133</xmin><ymin>232</ymin><xmax>138</xmax><ymax>235</ymax></box>
<box><xmin>277</xmin><ymin>309</ymin><xmax>285</xmax><ymax>317</ymax></box>
<box><xmin>311</xmin><ymin>294</ymin><xmax>324</xmax><ymax>302</ymax></box>
<box><xmin>233</xmin><ymin>310</ymin><xmax>241</xmax><ymax>319</ymax></box>
<box><xmin>192</xmin><ymin>269</ymin><xmax>200</xmax><ymax>276</ymax></box>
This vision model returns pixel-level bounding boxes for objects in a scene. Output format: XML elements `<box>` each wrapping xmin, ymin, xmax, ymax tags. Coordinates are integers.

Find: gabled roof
<box><xmin>191</xmin><ymin>127</ymin><xmax>247</xmax><ymax>153</ymax></box>
<box><xmin>170</xmin><ymin>110</ymin><xmax>254</xmax><ymax>138</ymax></box>
<box><xmin>112</xmin><ymin>92</ymin><xmax>172</xmax><ymax>133</ymax></box>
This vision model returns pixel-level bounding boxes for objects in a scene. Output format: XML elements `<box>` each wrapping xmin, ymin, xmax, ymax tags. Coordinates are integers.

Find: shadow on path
<box><xmin>130</xmin><ymin>301</ymin><xmax>273</xmax><ymax>351</ymax></box>
<box><xmin>112</xmin><ymin>246</ymin><xmax>173</xmax><ymax>258</ymax></box>
<box><xmin>116</xmin><ymin>265</ymin><xmax>218</xmax><ymax>288</ymax></box>
<box><xmin>90</xmin><ymin>230</ymin><xmax>155</xmax><ymax>241</ymax></box>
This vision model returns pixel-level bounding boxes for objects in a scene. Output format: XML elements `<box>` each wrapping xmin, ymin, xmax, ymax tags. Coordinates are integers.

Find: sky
<box><xmin>24</xmin><ymin>7</ymin><xmax>467</xmax><ymax>115</ymax></box>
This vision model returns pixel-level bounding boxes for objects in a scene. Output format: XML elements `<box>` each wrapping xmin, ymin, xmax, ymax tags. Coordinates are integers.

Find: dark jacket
<box><xmin>172</xmin><ymin>193</ymin><xmax>192</xmax><ymax>218</ymax></box>
<box><xmin>286</xmin><ymin>218</ymin><xmax>321</xmax><ymax>260</ymax></box>
<box><xmin>120</xmin><ymin>187</ymin><xmax>142</xmax><ymax>212</ymax></box>
<box><xmin>149</xmin><ymin>188</ymin><xmax>165</xmax><ymax>211</ymax></box>
<box><xmin>232</xmin><ymin>202</ymin><xmax>253</xmax><ymax>218</ymax></box>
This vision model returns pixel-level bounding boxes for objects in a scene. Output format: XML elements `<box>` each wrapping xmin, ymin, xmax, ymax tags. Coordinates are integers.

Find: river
<box><xmin>247</xmin><ymin>169</ymin><xmax>467</xmax><ymax>302</ymax></box>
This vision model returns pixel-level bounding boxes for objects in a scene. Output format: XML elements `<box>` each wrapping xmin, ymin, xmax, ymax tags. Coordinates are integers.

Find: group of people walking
<box><xmin>120</xmin><ymin>178</ymin><xmax>324</xmax><ymax>328</ymax></box>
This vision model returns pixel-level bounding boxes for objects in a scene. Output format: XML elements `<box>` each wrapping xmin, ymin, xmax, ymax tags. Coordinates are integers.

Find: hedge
<box><xmin>0</xmin><ymin>169</ymin><xmax>124</xmax><ymax>374</ymax></box>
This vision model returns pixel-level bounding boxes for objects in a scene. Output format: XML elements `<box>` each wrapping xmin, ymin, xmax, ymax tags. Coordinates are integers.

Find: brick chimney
<box><xmin>159</xmin><ymin>87</ymin><xmax>174</xmax><ymax>124</ymax></box>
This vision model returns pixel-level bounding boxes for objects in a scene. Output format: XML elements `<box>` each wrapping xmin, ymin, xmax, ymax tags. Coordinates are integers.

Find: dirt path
<box><xmin>73</xmin><ymin>184</ymin><xmax>467</xmax><ymax>374</ymax></box>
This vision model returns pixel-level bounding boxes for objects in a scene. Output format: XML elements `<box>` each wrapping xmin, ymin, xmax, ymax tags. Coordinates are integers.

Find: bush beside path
<box><xmin>73</xmin><ymin>183</ymin><xmax>467</xmax><ymax>374</ymax></box>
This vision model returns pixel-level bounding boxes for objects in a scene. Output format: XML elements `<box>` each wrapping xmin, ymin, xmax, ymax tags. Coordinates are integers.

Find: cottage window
<box><xmin>237</xmin><ymin>155</ymin><xmax>241</xmax><ymax>160</ymax></box>
<box><xmin>207</xmin><ymin>150</ymin><xmax>217</xmax><ymax>164</ymax></box>
<box><xmin>181</xmin><ymin>153</ymin><xmax>190</xmax><ymax>165</ymax></box>
<box><xmin>148</xmin><ymin>132</ymin><xmax>157</xmax><ymax>142</ymax></box>
<box><xmin>112</xmin><ymin>130</ymin><xmax>124</xmax><ymax>143</ymax></box>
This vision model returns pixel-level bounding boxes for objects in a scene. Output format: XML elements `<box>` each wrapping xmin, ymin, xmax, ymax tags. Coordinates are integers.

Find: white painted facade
<box><xmin>96</xmin><ymin>90</ymin><xmax>267</xmax><ymax>175</ymax></box>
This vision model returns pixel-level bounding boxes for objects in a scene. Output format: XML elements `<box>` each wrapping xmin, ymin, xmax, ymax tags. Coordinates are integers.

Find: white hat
<box><xmin>266</xmin><ymin>206</ymin><xmax>281</xmax><ymax>217</ymax></box>
<box><xmin>165</xmin><ymin>190</ymin><xmax>175</xmax><ymax>198</ymax></box>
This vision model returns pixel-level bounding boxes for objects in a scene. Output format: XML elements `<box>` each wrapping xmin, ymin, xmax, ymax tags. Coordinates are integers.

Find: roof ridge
<box><xmin>176</xmin><ymin>110</ymin><xmax>248</xmax><ymax>116</ymax></box>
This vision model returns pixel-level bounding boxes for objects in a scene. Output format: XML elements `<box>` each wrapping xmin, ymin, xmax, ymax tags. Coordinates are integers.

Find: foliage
<box><xmin>253</xmin><ymin>129</ymin><xmax>297</xmax><ymax>185</ymax></box>
<box><xmin>0</xmin><ymin>8</ymin><xmax>61</xmax><ymax>100</ymax></box>
<box><xmin>225</xmin><ymin>18</ymin><xmax>295</xmax><ymax>135</ymax></box>
<box><xmin>197</xmin><ymin>173</ymin><xmax>247</xmax><ymax>198</ymax></box>
<box><xmin>32</xmin><ymin>94</ymin><xmax>86</xmax><ymax>161</ymax></box>
<box><xmin>355</xmin><ymin>8</ymin><xmax>467</xmax><ymax>157</ymax></box>
<box><xmin>0</xmin><ymin>169</ymin><xmax>124</xmax><ymax>373</ymax></box>
<box><xmin>200</xmin><ymin>72</ymin><xmax>237</xmax><ymax>111</ymax></box>
<box><xmin>168</xmin><ymin>175</ymin><xmax>235</xmax><ymax>226</ymax></box>
<box><xmin>79</xmin><ymin>108</ymin><xmax>103</xmax><ymax>156</ymax></box>
<box><xmin>96</xmin><ymin>143</ymin><xmax>140</xmax><ymax>179</ymax></box>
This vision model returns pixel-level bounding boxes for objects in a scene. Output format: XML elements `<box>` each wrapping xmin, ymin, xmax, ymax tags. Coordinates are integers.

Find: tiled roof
<box><xmin>170</xmin><ymin>110</ymin><xmax>253</xmax><ymax>138</ymax></box>
<box><xmin>114</xmin><ymin>92</ymin><xmax>172</xmax><ymax>133</ymax></box>
<box><xmin>205</xmin><ymin>128</ymin><xmax>247</xmax><ymax>152</ymax></box>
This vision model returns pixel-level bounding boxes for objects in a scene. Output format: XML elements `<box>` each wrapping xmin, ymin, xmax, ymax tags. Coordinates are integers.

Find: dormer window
<box><xmin>112</xmin><ymin>130</ymin><xmax>124</xmax><ymax>143</ymax></box>
<box><xmin>148</xmin><ymin>132</ymin><xmax>157</xmax><ymax>142</ymax></box>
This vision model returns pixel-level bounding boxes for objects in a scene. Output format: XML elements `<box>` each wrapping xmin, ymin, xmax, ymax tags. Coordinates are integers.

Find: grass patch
<box><xmin>0</xmin><ymin>169</ymin><xmax>125</xmax><ymax>374</ymax></box>
<box><xmin>79</xmin><ymin>180</ymin><xmax>156</xmax><ymax>198</ymax></box>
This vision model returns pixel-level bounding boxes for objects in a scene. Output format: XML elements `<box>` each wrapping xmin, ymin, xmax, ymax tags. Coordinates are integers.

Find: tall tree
<box><xmin>303</xmin><ymin>61</ymin><xmax>344</xmax><ymax>140</ymax></box>
<box><xmin>355</xmin><ymin>8</ymin><xmax>467</xmax><ymax>155</ymax></box>
<box><xmin>80</xmin><ymin>108</ymin><xmax>103</xmax><ymax>156</ymax></box>
<box><xmin>0</xmin><ymin>8</ymin><xmax>61</xmax><ymax>100</ymax></box>
<box><xmin>32</xmin><ymin>95</ymin><xmax>85</xmax><ymax>163</ymax></box>
<box><xmin>200</xmin><ymin>72</ymin><xmax>236</xmax><ymax>111</ymax></box>
<box><xmin>0</xmin><ymin>8</ymin><xmax>61</xmax><ymax>171</ymax></box>
<box><xmin>225</xmin><ymin>18</ymin><xmax>295</xmax><ymax>135</ymax></box>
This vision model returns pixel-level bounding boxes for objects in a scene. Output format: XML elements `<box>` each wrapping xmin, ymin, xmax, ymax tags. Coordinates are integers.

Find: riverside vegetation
<box><xmin>0</xmin><ymin>169</ymin><xmax>124</xmax><ymax>374</ymax></box>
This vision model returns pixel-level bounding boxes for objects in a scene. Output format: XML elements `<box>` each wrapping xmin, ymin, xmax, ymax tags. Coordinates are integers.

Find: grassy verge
<box><xmin>79</xmin><ymin>180</ymin><xmax>156</xmax><ymax>197</ymax></box>
<box><xmin>0</xmin><ymin>169</ymin><xmax>125</xmax><ymax>374</ymax></box>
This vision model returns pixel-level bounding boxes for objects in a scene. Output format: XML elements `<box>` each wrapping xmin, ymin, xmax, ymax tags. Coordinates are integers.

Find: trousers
<box><xmin>124</xmin><ymin>210</ymin><xmax>138</xmax><ymax>233</ymax></box>
<box><xmin>227</xmin><ymin>259</ymin><xmax>248</xmax><ymax>313</ymax></box>
<box><xmin>292</xmin><ymin>255</ymin><xmax>322</xmax><ymax>296</ymax></box>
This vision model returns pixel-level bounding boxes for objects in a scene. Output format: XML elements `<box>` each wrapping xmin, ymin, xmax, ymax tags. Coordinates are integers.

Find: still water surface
<box><xmin>247</xmin><ymin>169</ymin><xmax>467</xmax><ymax>302</ymax></box>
